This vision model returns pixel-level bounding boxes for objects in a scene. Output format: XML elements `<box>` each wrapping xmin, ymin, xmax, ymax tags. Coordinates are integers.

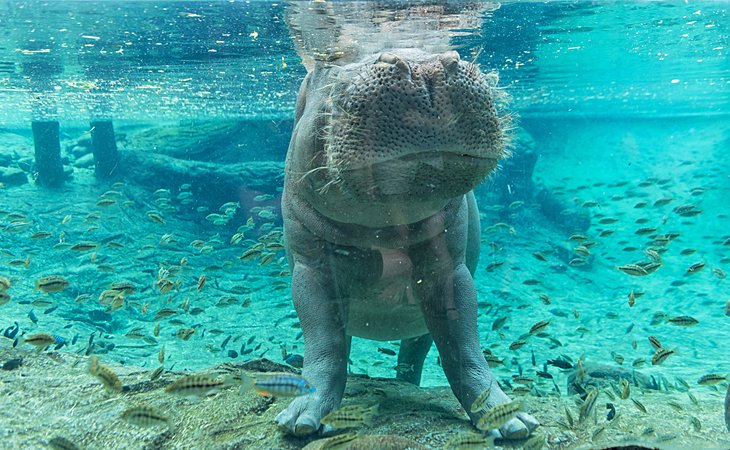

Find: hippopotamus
<box><xmin>275</xmin><ymin>2</ymin><xmax>538</xmax><ymax>441</ymax></box>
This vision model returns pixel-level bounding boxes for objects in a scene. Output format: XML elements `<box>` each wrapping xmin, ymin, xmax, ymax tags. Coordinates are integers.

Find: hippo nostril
<box><xmin>440</xmin><ymin>51</ymin><xmax>461</xmax><ymax>75</ymax></box>
<box><xmin>377</xmin><ymin>52</ymin><xmax>410</xmax><ymax>76</ymax></box>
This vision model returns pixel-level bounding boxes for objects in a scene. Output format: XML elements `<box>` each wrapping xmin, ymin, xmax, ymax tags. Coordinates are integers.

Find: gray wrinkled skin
<box><xmin>276</xmin><ymin>49</ymin><xmax>539</xmax><ymax>441</ymax></box>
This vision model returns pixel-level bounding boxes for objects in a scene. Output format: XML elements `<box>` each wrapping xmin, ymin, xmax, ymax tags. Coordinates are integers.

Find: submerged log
<box><xmin>117</xmin><ymin>149</ymin><xmax>284</xmax><ymax>200</ymax></box>
<box><xmin>31</xmin><ymin>120</ymin><xmax>64</xmax><ymax>187</ymax></box>
<box><xmin>90</xmin><ymin>120</ymin><xmax>119</xmax><ymax>179</ymax></box>
<box><xmin>725</xmin><ymin>384</ymin><xmax>730</xmax><ymax>431</ymax></box>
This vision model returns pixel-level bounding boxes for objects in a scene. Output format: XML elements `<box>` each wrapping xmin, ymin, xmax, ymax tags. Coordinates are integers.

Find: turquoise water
<box><xmin>0</xmin><ymin>1</ymin><xmax>728</xmax><ymax>449</ymax></box>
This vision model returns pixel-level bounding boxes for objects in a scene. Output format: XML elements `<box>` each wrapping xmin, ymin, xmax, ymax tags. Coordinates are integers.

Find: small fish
<box><xmin>121</xmin><ymin>405</ymin><xmax>170</xmax><ymax>428</ymax></box>
<box><xmin>579</xmin><ymin>389</ymin><xmax>599</xmax><ymax>423</ymax></box>
<box><xmin>648</xmin><ymin>335</ymin><xmax>662</xmax><ymax>350</ymax></box>
<box><xmin>697</xmin><ymin>373</ymin><xmax>727</xmax><ymax>385</ymax></box>
<box><xmin>70</xmin><ymin>241</ymin><xmax>99</xmax><ymax>252</ymax></box>
<box><xmin>620</xmin><ymin>379</ymin><xmax>630</xmax><ymax>399</ymax></box>
<box><xmin>476</xmin><ymin>400</ymin><xmax>522</xmax><ymax>431</ymax></box>
<box><xmin>673</xmin><ymin>204</ymin><xmax>702</xmax><ymax>217</ymax></box>
<box><xmin>686</xmin><ymin>261</ymin><xmax>706</xmax><ymax>274</ymax></box>
<box><xmin>377</xmin><ymin>347</ymin><xmax>396</xmax><ymax>356</ymax></box>
<box><xmin>197</xmin><ymin>274</ymin><xmax>206</xmax><ymax>291</ymax></box>
<box><xmin>319</xmin><ymin>431</ymin><xmax>359</xmax><ymax>450</ymax></box>
<box><xmin>146</xmin><ymin>211</ymin><xmax>165</xmax><ymax>224</ymax></box>
<box><xmin>470</xmin><ymin>386</ymin><xmax>492</xmax><ymax>413</ymax></box>
<box><xmin>320</xmin><ymin>404</ymin><xmax>378</xmax><ymax>428</ymax></box>
<box><xmin>491</xmin><ymin>316</ymin><xmax>508</xmax><ymax>331</ymax></box>
<box><xmin>529</xmin><ymin>320</ymin><xmax>550</xmax><ymax>335</ymax></box>
<box><xmin>690</xmin><ymin>416</ymin><xmax>702</xmax><ymax>432</ymax></box>
<box><xmin>509</xmin><ymin>339</ymin><xmax>527</xmax><ymax>351</ymax></box>
<box><xmin>34</xmin><ymin>276</ymin><xmax>69</xmax><ymax>293</ymax></box>
<box><xmin>685</xmin><ymin>391</ymin><xmax>700</xmax><ymax>409</ymax></box>
<box><xmin>165</xmin><ymin>374</ymin><xmax>233</xmax><ymax>398</ymax></box>
<box><xmin>154</xmin><ymin>307</ymin><xmax>178</xmax><ymax>321</ymax></box>
<box><xmin>617</xmin><ymin>264</ymin><xmax>649</xmax><ymax>276</ymax></box>
<box><xmin>109</xmin><ymin>281</ymin><xmax>136</xmax><ymax>295</ymax></box>
<box><xmin>668</xmin><ymin>315</ymin><xmax>699</xmax><ymax>326</ymax></box>
<box><xmin>512</xmin><ymin>375</ymin><xmax>534</xmax><ymax>385</ymax></box>
<box><xmin>564</xmin><ymin>406</ymin><xmax>574</xmax><ymax>428</ymax></box>
<box><xmin>24</xmin><ymin>333</ymin><xmax>56</xmax><ymax>347</ymax></box>
<box><xmin>568</xmin><ymin>233</ymin><xmax>589</xmax><ymax>242</ymax></box>
<box><xmin>47</xmin><ymin>436</ymin><xmax>82</xmax><ymax>450</ymax></box>
<box><xmin>652</xmin><ymin>348</ymin><xmax>675</xmax><ymax>365</ymax></box>
<box><xmin>176</xmin><ymin>327</ymin><xmax>195</xmax><ymax>341</ymax></box>
<box><xmin>247</xmin><ymin>372</ymin><xmax>316</xmax><ymax>397</ymax></box>
<box><xmin>547</xmin><ymin>358</ymin><xmax>572</xmax><ymax>370</ymax></box>
<box><xmin>149</xmin><ymin>366</ymin><xmax>164</xmax><ymax>381</ymax></box>
<box><xmin>483</xmin><ymin>354</ymin><xmax>504</xmax><ymax>368</ymax></box>
<box><xmin>88</xmin><ymin>356</ymin><xmax>123</xmax><ymax>392</ymax></box>
<box><xmin>443</xmin><ymin>432</ymin><xmax>495</xmax><ymax>450</ymax></box>
<box><xmin>632</xmin><ymin>398</ymin><xmax>648</xmax><ymax>413</ymax></box>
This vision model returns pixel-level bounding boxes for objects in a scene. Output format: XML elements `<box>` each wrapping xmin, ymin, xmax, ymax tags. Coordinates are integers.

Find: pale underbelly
<box><xmin>344</xmin><ymin>279</ymin><xmax>428</xmax><ymax>341</ymax></box>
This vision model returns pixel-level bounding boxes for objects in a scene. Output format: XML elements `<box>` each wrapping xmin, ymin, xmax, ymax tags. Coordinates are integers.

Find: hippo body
<box><xmin>275</xmin><ymin>48</ymin><xmax>538</xmax><ymax>441</ymax></box>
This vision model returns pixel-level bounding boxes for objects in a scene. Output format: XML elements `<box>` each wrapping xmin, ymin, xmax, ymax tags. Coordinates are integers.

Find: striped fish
<box><xmin>247</xmin><ymin>372</ymin><xmax>315</xmax><ymax>397</ymax></box>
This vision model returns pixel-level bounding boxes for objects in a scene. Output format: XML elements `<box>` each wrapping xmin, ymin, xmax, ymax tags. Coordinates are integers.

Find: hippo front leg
<box><xmin>419</xmin><ymin>263</ymin><xmax>540</xmax><ymax>440</ymax></box>
<box><xmin>275</xmin><ymin>263</ymin><xmax>348</xmax><ymax>436</ymax></box>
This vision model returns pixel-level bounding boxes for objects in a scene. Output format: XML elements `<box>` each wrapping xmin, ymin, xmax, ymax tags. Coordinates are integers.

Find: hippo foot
<box><xmin>493</xmin><ymin>412</ymin><xmax>540</xmax><ymax>440</ymax></box>
<box><xmin>275</xmin><ymin>392</ymin><xmax>338</xmax><ymax>436</ymax></box>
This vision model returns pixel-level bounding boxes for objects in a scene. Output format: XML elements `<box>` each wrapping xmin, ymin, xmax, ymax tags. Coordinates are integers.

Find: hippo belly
<box><xmin>345</xmin><ymin>277</ymin><xmax>428</xmax><ymax>340</ymax></box>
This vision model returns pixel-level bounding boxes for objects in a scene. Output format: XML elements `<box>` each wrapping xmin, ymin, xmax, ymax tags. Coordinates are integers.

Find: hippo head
<box><xmin>291</xmin><ymin>48</ymin><xmax>509</xmax><ymax>226</ymax></box>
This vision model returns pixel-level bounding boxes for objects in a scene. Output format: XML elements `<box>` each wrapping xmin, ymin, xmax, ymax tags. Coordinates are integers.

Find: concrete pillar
<box><xmin>90</xmin><ymin>120</ymin><xmax>119</xmax><ymax>178</ymax></box>
<box><xmin>31</xmin><ymin>120</ymin><xmax>64</xmax><ymax>188</ymax></box>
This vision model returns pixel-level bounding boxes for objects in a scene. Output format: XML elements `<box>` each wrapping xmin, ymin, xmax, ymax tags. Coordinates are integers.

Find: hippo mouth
<box><xmin>326</xmin><ymin>49</ymin><xmax>508</xmax><ymax>176</ymax></box>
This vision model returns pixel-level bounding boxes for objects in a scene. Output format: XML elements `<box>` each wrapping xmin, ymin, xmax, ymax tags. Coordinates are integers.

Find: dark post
<box><xmin>90</xmin><ymin>120</ymin><xmax>119</xmax><ymax>178</ymax></box>
<box><xmin>725</xmin><ymin>383</ymin><xmax>729</xmax><ymax>432</ymax></box>
<box><xmin>31</xmin><ymin>120</ymin><xmax>64</xmax><ymax>188</ymax></box>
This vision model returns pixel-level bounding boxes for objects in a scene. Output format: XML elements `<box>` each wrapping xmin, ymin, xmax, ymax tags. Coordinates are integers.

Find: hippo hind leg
<box><xmin>396</xmin><ymin>334</ymin><xmax>433</xmax><ymax>385</ymax></box>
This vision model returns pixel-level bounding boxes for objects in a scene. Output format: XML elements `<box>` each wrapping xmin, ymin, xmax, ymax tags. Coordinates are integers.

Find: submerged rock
<box><xmin>0</xmin><ymin>166</ymin><xmax>27</xmax><ymax>186</ymax></box>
